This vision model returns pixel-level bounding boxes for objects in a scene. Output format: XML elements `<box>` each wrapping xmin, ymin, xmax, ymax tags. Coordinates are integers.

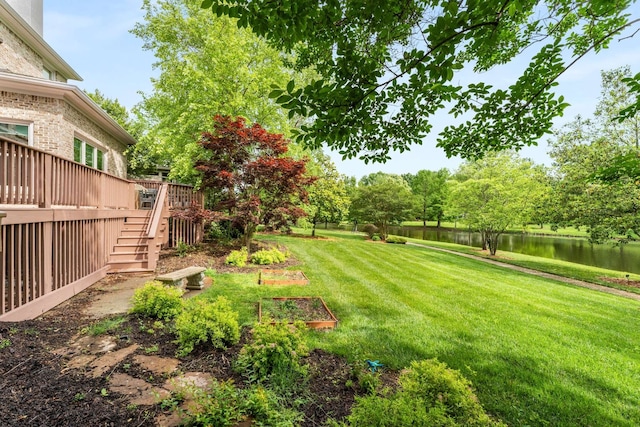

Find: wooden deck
<box><xmin>0</xmin><ymin>138</ymin><xmax>203</xmax><ymax>321</ymax></box>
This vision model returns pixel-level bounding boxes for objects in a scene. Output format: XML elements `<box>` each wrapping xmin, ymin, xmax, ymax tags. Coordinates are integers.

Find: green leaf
<box><xmin>201</xmin><ymin>0</ymin><xmax>214</xmax><ymax>9</ymax></box>
<box><xmin>286</xmin><ymin>80</ymin><xmax>295</xmax><ymax>93</ymax></box>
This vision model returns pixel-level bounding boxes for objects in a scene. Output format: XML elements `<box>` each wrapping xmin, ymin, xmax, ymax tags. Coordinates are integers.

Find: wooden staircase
<box><xmin>107</xmin><ymin>184</ymin><xmax>169</xmax><ymax>273</ymax></box>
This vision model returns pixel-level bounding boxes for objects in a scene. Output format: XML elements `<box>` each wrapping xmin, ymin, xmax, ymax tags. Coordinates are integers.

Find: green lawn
<box><xmin>399</xmin><ymin>234</ymin><xmax>640</xmax><ymax>294</ymax></box>
<box><xmin>399</xmin><ymin>221</ymin><xmax>591</xmax><ymax>237</ymax></box>
<box><xmin>202</xmin><ymin>231</ymin><xmax>640</xmax><ymax>426</ymax></box>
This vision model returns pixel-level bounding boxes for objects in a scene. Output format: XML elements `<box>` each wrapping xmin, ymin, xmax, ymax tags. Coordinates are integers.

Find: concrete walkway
<box><xmin>83</xmin><ymin>273</ymin><xmax>213</xmax><ymax>318</ymax></box>
<box><xmin>407</xmin><ymin>242</ymin><xmax>640</xmax><ymax>302</ymax></box>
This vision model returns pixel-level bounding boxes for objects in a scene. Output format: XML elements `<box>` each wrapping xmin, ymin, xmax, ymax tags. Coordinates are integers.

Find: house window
<box><xmin>74</xmin><ymin>137</ymin><xmax>105</xmax><ymax>171</ymax></box>
<box><xmin>42</xmin><ymin>67</ymin><xmax>55</xmax><ymax>80</ymax></box>
<box><xmin>0</xmin><ymin>121</ymin><xmax>31</xmax><ymax>145</ymax></box>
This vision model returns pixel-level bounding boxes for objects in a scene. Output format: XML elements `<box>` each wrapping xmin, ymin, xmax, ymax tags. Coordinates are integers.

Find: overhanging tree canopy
<box><xmin>201</xmin><ymin>0</ymin><xmax>638</xmax><ymax>162</ymax></box>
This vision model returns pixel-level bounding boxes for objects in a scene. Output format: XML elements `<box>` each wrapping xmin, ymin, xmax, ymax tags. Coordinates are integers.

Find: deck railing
<box><xmin>1</xmin><ymin>139</ymin><xmax>203</xmax><ymax>321</ymax></box>
<box><xmin>134</xmin><ymin>179</ymin><xmax>205</xmax><ymax>247</ymax></box>
<box><xmin>1</xmin><ymin>139</ymin><xmax>135</xmax><ymax>209</ymax></box>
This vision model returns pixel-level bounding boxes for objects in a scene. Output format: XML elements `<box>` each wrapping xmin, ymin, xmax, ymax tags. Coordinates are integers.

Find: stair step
<box><xmin>109</xmin><ymin>252</ymin><xmax>148</xmax><ymax>262</ymax></box>
<box><xmin>112</xmin><ymin>244</ymin><xmax>147</xmax><ymax>253</ymax></box>
<box><xmin>117</xmin><ymin>236</ymin><xmax>150</xmax><ymax>245</ymax></box>
<box><xmin>107</xmin><ymin>260</ymin><xmax>149</xmax><ymax>271</ymax></box>
<box><xmin>126</xmin><ymin>211</ymin><xmax>152</xmax><ymax>218</ymax></box>
<box><xmin>123</xmin><ymin>223</ymin><xmax>147</xmax><ymax>230</ymax></box>
<box><xmin>120</xmin><ymin>229</ymin><xmax>146</xmax><ymax>237</ymax></box>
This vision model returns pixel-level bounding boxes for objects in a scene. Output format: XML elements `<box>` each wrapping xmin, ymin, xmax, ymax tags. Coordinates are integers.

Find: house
<box><xmin>0</xmin><ymin>0</ymin><xmax>134</xmax><ymax>178</ymax></box>
<box><xmin>0</xmin><ymin>0</ymin><xmax>203</xmax><ymax>322</ymax></box>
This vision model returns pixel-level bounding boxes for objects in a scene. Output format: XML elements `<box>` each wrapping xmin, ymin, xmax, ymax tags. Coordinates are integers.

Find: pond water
<box><xmin>387</xmin><ymin>225</ymin><xmax>640</xmax><ymax>275</ymax></box>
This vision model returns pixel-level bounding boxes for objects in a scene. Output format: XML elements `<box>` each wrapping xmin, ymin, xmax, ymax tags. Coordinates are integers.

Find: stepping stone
<box><xmin>164</xmin><ymin>371</ymin><xmax>213</xmax><ymax>393</ymax></box>
<box><xmin>163</xmin><ymin>372</ymin><xmax>215</xmax><ymax>413</ymax></box>
<box><xmin>133</xmin><ymin>354</ymin><xmax>180</xmax><ymax>376</ymax></box>
<box><xmin>90</xmin><ymin>344</ymin><xmax>139</xmax><ymax>378</ymax></box>
<box><xmin>54</xmin><ymin>335</ymin><xmax>117</xmax><ymax>357</ymax></box>
<box><xmin>109</xmin><ymin>372</ymin><xmax>170</xmax><ymax>406</ymax></box>
<box><xmin>63</xmin><ymin>354</ymin><xmax>97</xmax><ymax>372</ymax></box>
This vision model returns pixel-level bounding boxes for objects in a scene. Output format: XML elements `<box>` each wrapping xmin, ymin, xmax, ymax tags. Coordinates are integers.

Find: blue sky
<box><xmin>43</xmin><ymin>1</ymin><xmax>640</xmax><ymax>179</ymax></box>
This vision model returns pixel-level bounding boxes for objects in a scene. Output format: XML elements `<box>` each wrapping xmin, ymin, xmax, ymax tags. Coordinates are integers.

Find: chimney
<box><xmin>5</xmin><ymin>0</ymin><xmax>43</xmax><ymax>37</ymax></box>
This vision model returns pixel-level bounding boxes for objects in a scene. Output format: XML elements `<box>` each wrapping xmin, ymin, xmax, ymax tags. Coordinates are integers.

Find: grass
<box><xmin>201</xmin><ymin>230</ymin><xmax>640</xmax><ymax>426</ymax></box>
<box><xmin>81</xmin><ymin>316</ymin><xmax>127</xmax><ymax>336</ymax></box>
<box><xmin>395</xmin><ymin>234</ymin><xmax>640</xmax><ymax>294</ymax></box>
<box><xmin>398</xmin><ymin>221</ymin><xmax>591</xmax><ymax>237</ymax></box>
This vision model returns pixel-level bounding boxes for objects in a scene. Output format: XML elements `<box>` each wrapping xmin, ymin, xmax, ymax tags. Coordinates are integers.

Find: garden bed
<box><xmin>259</xmin><ymin>297</ymin><xmax>338</xmax><ymax>329</ymax></box>
<box><xmin>259</xmin><ymin>269</ymin><xmax>309</xmax><ymax>285</ymax></box>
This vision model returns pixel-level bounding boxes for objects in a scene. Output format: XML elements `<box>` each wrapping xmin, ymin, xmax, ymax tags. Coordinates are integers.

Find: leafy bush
<box><xmin>180</xmin><ymin>382</ymin><xmax>302</xmax><ymax>427</ymax></box>
<box><xmin>235</xmin><ymin>320</ymin><xmax>309</xmax><ymax>392</ymax></box>
<box><xmin>130</xmin><ymin>281</ymin><xmax>184</xmax><ymax>320</ymax></box>
<box><xmin>181</xmin><ymin>379</ymin><xmax>244</xmax><ymax>426</ymax></box>
<box><xmin>371</xmin><ymin>235</ymin><xmax>381</xmax><ymax>242</ymax></box>
<box><xmin>385</xmin><ymin>235</ymin><xmax>407</xmax><ymax>244</ymax></box>
<box><xmin>361</xmin><ymin>224</ymin><xmax>379</xmax><ymax>239</ymax></box>
<box><xmin>340</xmin><ymin>359</ymin><xmax>505</xmax><ymax>426</ymax></box>
<box><xmin>175</xmin><ymin>240</ymin><xmax>193</xmax><ymax>257</ymax></box>
<box><xmin>225</xmin><ymin>247</ymin><xmax>248</xmax><ymax>267</ymax></box>
<box><xmin>174</xmin><ymin>297</ymin><xmax>240</xmax><ymax>357</ymax></box>
<box><xmin>251</xmin><ymin>248</ymin><xmax>287</xmax><ymax>265</ymax></box>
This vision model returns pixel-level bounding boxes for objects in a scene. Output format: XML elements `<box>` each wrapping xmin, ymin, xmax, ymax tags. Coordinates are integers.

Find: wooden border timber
<box><xmin>259</xmin><ymin>297</ymin><xmax>338</xmax><ymax>330</ymax></box>
<box><xmin>258</xmin><ymin>269</ymin><xmax>309</xmax><ymax>286</ymax></box>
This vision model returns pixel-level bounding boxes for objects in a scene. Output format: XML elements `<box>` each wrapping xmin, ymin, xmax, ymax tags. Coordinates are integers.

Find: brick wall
<box><xmin>0</xmin><ymin>21</ymin><xmax>47</xmax><ymax>79</ymax></box>
<box><xmin>0</xmin><ymin>91</ymin><xmax>128</xmax><ymax>178</ymax></box>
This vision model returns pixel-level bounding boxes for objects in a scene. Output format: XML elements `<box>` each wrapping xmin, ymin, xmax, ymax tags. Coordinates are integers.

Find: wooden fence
<box><xmin>0</xmin><ymin>139</ymin><xmax>203</xmax><ymax>321</ymax></box>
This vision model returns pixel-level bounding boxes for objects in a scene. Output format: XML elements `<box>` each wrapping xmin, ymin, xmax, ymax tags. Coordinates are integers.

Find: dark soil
<box><xmin>0</xmin><ymin>240</ymin><xmax>396</xmax><ymax>426</ymax></box>
<box><xmin>261</xmin><ymin>298</ymin><xmax>336</xmax><ymax>322</ymax></box>
<box><xmin>599</xmin><ymin>276</ymin><xmax>640</xmax><ymax>289</ymax></box>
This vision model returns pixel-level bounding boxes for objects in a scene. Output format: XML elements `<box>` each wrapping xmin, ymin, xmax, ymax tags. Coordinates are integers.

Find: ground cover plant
<box><xmin>201</xmin><ymin>229</ymin><xmax>640</xmax><ymax>426</ymax></box>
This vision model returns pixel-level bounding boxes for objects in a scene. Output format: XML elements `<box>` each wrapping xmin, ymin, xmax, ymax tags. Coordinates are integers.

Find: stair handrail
<box><xmin>146</xmin><ymin>183</ymin><xmax>168</xmax><ymax>237</ymax></box>
<box><xmin>145</xmin><ymin>183</ymin><xmax>169</xmax><ymax>271</ymax></box>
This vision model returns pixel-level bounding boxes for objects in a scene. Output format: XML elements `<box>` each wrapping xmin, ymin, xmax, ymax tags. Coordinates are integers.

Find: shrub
<box><xmin>250</xmin><ymin>248</ymin><xmax>287</xmax><ymax>265</ymax></box>
<box><xmin>371</xmin><ymin>235</ymin><xmax>381</xmax><ymax>242</ymax></box>
<box><xmin>175</xmin><ymin>240</ymin><xmax>193</xmax><ymax>257</ymax></box>
<box><xmin>174</xmin><ymin>296</ymin><xmax>240</xmax><ymax>357</ymax></box>
<box><xmin>225</xmin><ymin>247</ymin><xmax>248</xmax><ymax>267</ymax></box>
<box><xmin>341</xmin><ymin>359</ymin><xmax>505</xmax><ymax>426</ymax></box>
<box><xmin>130</xmin><ymin>281</ymin><xmax>184</xmax><ymax>320</ymax></box>
<box><xmin>361</xmin><ymin>224</ymin><xmax>379</xmax><ymax>239</ymax></box>
<box><xmin>385</xmin><ymin>235</ymin><xmax>407</xmax><ymax>244</ymax></box>
<box><xmin>180</xmin><ymin>382</ymin><xmax>302</xmax><ymax>426</ymax></box>
<box><xmin>181</xmin><ymin>379</ymin><xmax>244</xmax><ymax>426</ymax></box>
<box><xmin>235</xmin><ymin>320</ymin><xmax>309</xmax><ymax>392</ymax></box>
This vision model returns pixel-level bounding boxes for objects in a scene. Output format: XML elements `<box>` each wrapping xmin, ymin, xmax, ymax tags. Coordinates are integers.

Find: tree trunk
<box><xmin>487</xmin><ymin>232</ymin><xmax>500</xmax><ymax>255</ymax></box>
<box><xmin>436</xmin><ymin>217</ymin><xmax>442</xmax><ymax>228</ymax></box>
<box><xmin>481</xmin><ymin>231</ymin><xmax>488</xmax><ymax>251</ymax></box>
<box><xmin>325</xmin><ymin>219</ymin><xmax>328</xmax><ymax>229</ymax></box>
<box><xmin>312</xmin><ymin>218</ymin><xmax>317</xmax><ymax>237</ymax></box>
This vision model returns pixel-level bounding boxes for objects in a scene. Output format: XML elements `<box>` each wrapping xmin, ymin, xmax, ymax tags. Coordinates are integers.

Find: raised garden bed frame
<box><xmin>258</xmin><ymin>297</ymin><xmax>338</xmax><ymax>330</ymax></box>
<box><xmin>258</xmin><ymin>269</ymin><xmax>309</xmax><ymax>286</ymax></box>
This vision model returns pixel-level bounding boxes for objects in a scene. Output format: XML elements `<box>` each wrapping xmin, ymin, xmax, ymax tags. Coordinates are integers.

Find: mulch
<box><xmin>0</xmin><ymin>241</ymin><xmax>396</xmax><ymax>426</ymax></box>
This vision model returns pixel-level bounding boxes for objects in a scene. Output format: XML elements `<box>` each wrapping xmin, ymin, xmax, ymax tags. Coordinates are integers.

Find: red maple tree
<box><xmin>190</xmin><ymin>115</ymin><xmax>314</xmax><ymax>248</ymax></box>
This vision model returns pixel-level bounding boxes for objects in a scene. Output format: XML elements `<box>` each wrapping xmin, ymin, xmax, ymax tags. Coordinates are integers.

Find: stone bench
<box><xmin>156</xmin><ymin>266</ymin><xmax>207</xmax><ymax>290</ymax></box>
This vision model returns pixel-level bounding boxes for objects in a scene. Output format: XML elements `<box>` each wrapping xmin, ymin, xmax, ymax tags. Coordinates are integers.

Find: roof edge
<box><xmin>0</xmin><ymin>0</ymin><xmax>82</xmax><ymax>81</ymax></box>
<box><xmin>0</xmin><ymin>72</ymin><xmax>136</xmax><ymax>146</ymax></box>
